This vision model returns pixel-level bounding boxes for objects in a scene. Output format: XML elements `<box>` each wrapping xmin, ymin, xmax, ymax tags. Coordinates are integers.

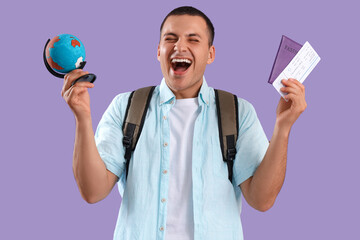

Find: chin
<box><xmin>169</xmin><ymin>81</ymin><xmax>188</xmax><ymax>92</ymax></box>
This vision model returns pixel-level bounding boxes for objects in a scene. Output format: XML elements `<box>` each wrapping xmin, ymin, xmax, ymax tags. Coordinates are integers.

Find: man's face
<box><xmin>157</xmin><ymin>15</ymin><xmax>215</xmax><ymax>99</ymax></box>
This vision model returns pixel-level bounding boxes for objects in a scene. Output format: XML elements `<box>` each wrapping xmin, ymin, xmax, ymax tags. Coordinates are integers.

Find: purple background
<box><xmin>1</xmin><ymin>0</ymin><xmax>359</xmax><ymax>239</ymax></box>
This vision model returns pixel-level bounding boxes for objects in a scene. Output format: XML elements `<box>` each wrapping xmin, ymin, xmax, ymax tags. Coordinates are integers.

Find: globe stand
<box><xmin>43</xmin><ymin>39</ymin><xmax>96</xmax><ymax>86</ymax></box>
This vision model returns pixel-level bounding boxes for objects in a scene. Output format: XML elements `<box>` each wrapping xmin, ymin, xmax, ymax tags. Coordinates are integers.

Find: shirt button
<box><xmin>161</xmin><ymin>198</ymin><xmax>166</xmax><ymax>203</ymax></box>
<box><xmin>163</xmin><ymin>116</ymin><xmax>167</xmax><ymax>120</ymax></box>
<box><xmin>163</xmin><ymin>170</ymin><xmax>168</xmax><ymax>174</ymax></box>
<box><xmin>160</xmin><ymin>226</ymin><xmax>164</xmax><ymax>231</ymax></box>
<box><xmin>163</xmin><ymin>142</ymin><xmax>168</xmax><ymax>147</ymax></box>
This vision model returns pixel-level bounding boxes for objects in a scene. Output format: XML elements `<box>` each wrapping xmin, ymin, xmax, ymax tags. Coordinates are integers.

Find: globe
<box><xmin>45</xmin><ymin>34</ymin><xmax>86</xmax><ymax>74</ymax></box>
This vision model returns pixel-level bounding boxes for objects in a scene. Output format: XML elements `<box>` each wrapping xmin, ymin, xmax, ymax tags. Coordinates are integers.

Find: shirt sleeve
<box><xmin>94</xmin><ymin>92</ymin><xmax>131</xmax><ymax>180</ymax></box>
<box><xmin>233</xmin><ymin>98</ymin><xmax>269</xmax><ymax>187</ymax></box>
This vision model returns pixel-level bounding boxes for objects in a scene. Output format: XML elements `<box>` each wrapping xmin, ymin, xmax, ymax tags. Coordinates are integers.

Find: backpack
<box><xmin>122</xmin><ymin>86</ymin><xmax>239</xmax><ymax>183</ymax></box>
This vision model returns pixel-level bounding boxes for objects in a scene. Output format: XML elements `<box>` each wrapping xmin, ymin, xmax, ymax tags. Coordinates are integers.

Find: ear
<box><xmin>157</xmin><ymin>44</ymin><xmax>160</xmax><ymax>62</ymax></box>
<box><xmin>207</xmin><ymin>45</ymin><xmax>215</xmax><ymax>64</ymax></box>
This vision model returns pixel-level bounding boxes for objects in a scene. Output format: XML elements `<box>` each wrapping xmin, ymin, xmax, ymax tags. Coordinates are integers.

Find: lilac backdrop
<box><xmin>1</xmin><ymin>0</ymin><xmax>359</xmax><ymax>239</ymax></box>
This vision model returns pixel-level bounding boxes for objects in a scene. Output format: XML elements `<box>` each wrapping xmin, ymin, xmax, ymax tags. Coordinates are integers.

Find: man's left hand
<box><xmin>276</xmin><ymin>78</ymin><xmax>307</xmax><ymax>131</ymax></box>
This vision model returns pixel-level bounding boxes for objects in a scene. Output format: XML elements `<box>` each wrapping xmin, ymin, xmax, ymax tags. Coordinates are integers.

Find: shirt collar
<box><xmin>159</xmin><ymin>76</ymin><xmax>210</xmax><ymax>107</ymax></box>
<box><xmin>198</xmin><ymin>77</ymin><xmax>210</xmax><ymax>106</ymax></box>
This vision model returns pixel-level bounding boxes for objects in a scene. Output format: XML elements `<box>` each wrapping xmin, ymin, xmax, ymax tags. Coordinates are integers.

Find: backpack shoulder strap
<box><xmin>214</xmin><ymin>89</ymin><xmax>239</xmax><ymax>184</ymax></box>
<box><xmin>122</xmin><ymin>86</ymin><xmax>156</xmax><ymax>180</ymax></box>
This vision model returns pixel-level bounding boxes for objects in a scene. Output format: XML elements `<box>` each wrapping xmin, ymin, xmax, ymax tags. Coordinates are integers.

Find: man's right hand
<box><xmin>61</xmin><ymin>69</ymin><xmax>94</xmax><ymax>120</ymax></box>
<box><xmin>60</xmin><ymin>69</ymin><xmax>118</xmax><ymax>203</ymax></box>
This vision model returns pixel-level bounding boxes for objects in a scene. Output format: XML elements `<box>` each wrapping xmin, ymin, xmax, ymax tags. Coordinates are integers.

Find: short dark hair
<box><xmin>160</xmin><ymin>6</ymin><xmax>215</xmax><ymax>47</ymax></box>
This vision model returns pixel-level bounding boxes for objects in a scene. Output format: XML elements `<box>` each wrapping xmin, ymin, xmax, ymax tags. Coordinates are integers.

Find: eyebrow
<box><xmin>188</xmin><ymin>33</ymin><xmax>201</xmax><ymax>38</ymax></box>
<box><xmin>162</xmin><ymin>32</ymin><xmax>202</xmax><ymax>38</ymax></box>
<box><xmin>163</xmin><ymin>33</ymin><xmax>177</xmax><ymax>38</ymax></box>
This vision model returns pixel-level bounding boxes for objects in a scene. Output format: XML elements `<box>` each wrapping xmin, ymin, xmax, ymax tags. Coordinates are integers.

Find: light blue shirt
<box><xmin>95</xmin><ymin>78</ymin><xmax>269</xmax><ymax>240</ymax></box>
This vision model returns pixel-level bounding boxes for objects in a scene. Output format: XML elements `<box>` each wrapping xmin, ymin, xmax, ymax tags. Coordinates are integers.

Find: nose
<box><xmin>174</xmin><ymin>38</ymin><xmax>187</xmax><ymax>52</ymax></box>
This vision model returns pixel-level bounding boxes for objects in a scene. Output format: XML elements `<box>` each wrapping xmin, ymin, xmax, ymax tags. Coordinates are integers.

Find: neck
<box><xmin>173</xmin><ymin>79</ymin><xmax>203</xmax><ymax>99</ymax></box>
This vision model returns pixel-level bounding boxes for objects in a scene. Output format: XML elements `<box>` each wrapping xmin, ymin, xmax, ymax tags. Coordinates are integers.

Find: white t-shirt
<box><xmin>165</xmin><ymin>98</ymin><xmax>200</xmax><ymax>240</ymax></box>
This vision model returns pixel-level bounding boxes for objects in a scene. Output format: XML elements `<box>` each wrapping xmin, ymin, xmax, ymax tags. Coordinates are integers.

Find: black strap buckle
<box><xmin>227</xmin><ymin>148</ymin><xmax>236</xmax><ymax>161</ymax></box>
<box><xmin>123</xmin><ymin>135</ymin><xmax>132</xmax><ymax>149</ymax></box>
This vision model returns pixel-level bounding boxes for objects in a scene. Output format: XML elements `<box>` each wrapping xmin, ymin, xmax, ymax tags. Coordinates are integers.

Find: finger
<box><xmin>62</xmin><ymin>70</ymin><xmax>89</xmax><ymax>96</ymax></box>
<box><xmin>282</xmin><ymin>78</ymin><xmax>304</xmax><ymax>90</ymax></box>
<box><xmin>280</xmin><ymin>86</ymin><xmax>301</xmax><ymax>95</ymax></box>
<box><xmin>284</xmin><ymin>92</ymin><xmax>305</xmax><ymax>105</ymax></box>
<box><xmin>63</xmin><ymin>84</ymin><xmax>75</xmax><ymax>100</ymax></box>
<box><xmin>64</xmin><ymin>69</ymin><xmax>85</xmax><ymax>84</ymax></box>
<box><xmin>64</xmin><ymin>69</ymin><xmax>89</xmax><ymax>89</ymax></box>
<box><xmin>281</xmin><ymin>79</ymin><xmax>298</xmax><ymax>87</ymax></box>
<box><xmin>67</xmin><ymin>86</ymin><xmax>88</xmax><ymax>103</ymax></box>
<box><xmin>285</xmin><ymin>93</ymin><xmax>307</xmax><ymax>112</ymax></box>
<box><xmin>63</xmin><ymin>82</ymin><xmax>89</xmax><ymax>100</ymax></box>
<box><xmin>71</xmin><ymin>81</ymin><xmax>94</xmax><ymax>89</ymax></box>
<box><xmin>72</xmin><ymin>86</ymin><xmax>88</xmax><ymax>96</ymax></box>
<box><xmin>281</xmin><ymin>79</ymin><xmax>304</xmax><ymax>93</ymax></box>
<box><xmin>288</xmin><ymin>78</ymin><xmax>305</xmax><ymax>92</ymax></box>
<box><xmin>284</xmin><ymin>93</ymin><xmax>296</xmax><ymax>102</ymax></box>
<box><xmin>66</xmin><ymin>70</ymin><xmax>89</xmax><ymax>86</ymax></box>
<box><xmin>65</xmin><ymin>82</ymin><xmax>93</xmax><ymax>95</ymax></box>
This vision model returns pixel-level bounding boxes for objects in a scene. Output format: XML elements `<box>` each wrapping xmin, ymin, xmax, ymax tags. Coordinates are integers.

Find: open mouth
<box><xmin>171</xmin><ymin>58</ymin><xmax>192</xmax><ymax>74</ymax></box>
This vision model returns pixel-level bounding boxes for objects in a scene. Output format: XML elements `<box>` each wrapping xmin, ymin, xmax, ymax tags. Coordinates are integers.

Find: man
<box><xmin>61</xmin><ymin>6</ymin><xmax>307</xmax><ymax>240</ymax></box>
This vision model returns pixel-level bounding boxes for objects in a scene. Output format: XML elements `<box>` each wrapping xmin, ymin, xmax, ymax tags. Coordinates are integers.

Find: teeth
<box><xmin>171</xmin><ymin>58</ymin><xmax>192</xmax><ymax>64</ymax></box>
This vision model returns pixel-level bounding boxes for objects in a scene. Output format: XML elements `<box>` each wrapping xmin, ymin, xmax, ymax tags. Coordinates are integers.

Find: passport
<box><xmin>268</xmin><ymin>35</ymin><xmax>302</xmax><ymax>84</ymax></box>
<box><xmin>268</xmin><ymin>35</ymin><xmax>321</xmax><ymax>101</ymax></box>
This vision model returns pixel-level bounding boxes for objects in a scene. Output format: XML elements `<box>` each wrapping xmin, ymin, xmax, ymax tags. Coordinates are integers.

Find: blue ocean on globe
<box><xmin>46</xmin><ymin>34</ymin><xmax>86</xmax><ymax>73</ymax></box>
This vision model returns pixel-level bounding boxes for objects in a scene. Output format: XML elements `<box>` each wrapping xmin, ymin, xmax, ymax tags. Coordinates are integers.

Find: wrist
<box><xmin>75</xmin><ymin>114</ymin><xmax>92</xmax><ymax>126</ymax></box>
<box><xmin>274</xmin><ymin>120</ymin><xmax>291</xmax><ymax>139</ymax></box>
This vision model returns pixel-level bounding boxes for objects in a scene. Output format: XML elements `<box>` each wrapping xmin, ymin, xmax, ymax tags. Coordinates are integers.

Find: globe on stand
<box><xmin>43</xmin><ymin>34</ymin><xmax>96</xmax><ymax>86</ymax></box>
